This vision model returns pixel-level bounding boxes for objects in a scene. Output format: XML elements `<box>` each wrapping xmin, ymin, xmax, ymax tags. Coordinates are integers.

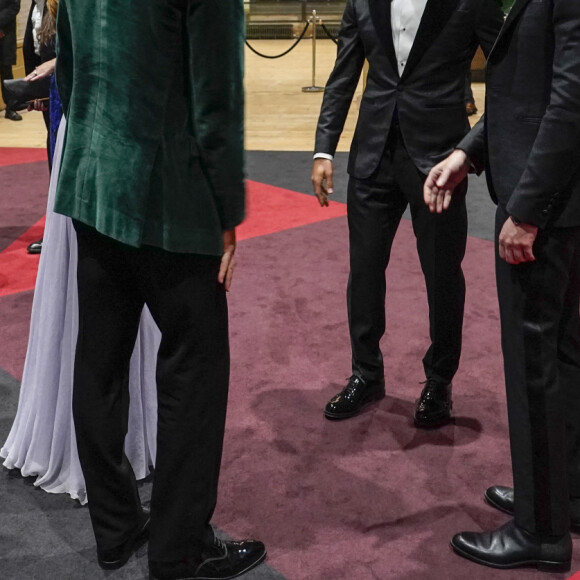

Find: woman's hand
<box><xmin>27</xmin><ymin>99</ymin><xmax>48</xmax><ymax>112</ymax></box>
<box><xmin>24</xmin><ymin>58</ymin><xmax>56</xmax><ymax>82</ymax></box>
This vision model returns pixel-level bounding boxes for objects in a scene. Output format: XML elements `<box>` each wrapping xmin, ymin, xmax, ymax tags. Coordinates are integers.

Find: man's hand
<box><xmin>424</xmin><ymin>149</ymin><xmax>470</xmax><ymax>213</ymax></box>
<box><xmin>499</xmin><ymin>218</ymin><xmax>538</xmax><ymax>264</ymax></box>
<box><xmin>218</xmin><ymin>229</ymin><xmax>236</xmax><ymax>291</ymax></box>
<box><xmin>311</xmin><ymin>158</ymin><xmax>334</xmax><ymax>207</ymax></box>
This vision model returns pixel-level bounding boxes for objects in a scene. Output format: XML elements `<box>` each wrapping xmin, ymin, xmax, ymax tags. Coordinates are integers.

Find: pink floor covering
<box><xmin>1</xmin><ymin>154</ymin><xmax>579</xmax><ymax>579</ymax></box>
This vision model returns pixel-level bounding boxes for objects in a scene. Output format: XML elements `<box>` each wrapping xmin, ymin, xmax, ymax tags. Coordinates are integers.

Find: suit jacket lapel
<box><xmin>369</xmin><ymin>0</ymin><xmax>399</xmax><ymax>77</ymax></box>
<box><xmin>402</xmin><ymin>0</ymin><xmax>459</xmax><ymax>79</ymax></box>
<box><xmin>488</xmin><ymin>0</ymin><xmax>532</xmax><ymax>58</ymax></box>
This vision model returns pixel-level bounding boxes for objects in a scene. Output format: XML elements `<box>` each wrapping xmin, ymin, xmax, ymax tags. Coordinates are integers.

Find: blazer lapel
<box><xmin>488</xmin><ymin>0</ymin><xmax>532</xmax><ymax>59</ymax></box>
<box><xmin>401</xmin><ymin>0</ymin><xmax>459</xmax><ymax>79</ymax></box>
<box><xmin>369</xmin><ymin>0</ymin><xmax>399</xmax><ymax>77</ymax></box>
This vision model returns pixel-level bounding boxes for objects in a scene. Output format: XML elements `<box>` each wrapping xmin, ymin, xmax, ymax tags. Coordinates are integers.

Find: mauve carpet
<box><xmin>0</xmin><ymin>149</ymin><xmax>579</xmax><ymax>579</ymax></box>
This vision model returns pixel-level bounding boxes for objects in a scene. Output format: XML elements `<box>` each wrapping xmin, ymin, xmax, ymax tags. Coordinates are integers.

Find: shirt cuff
<box><xmin>313</xmin><ymin>152</ymin><xmax>334</xmax><ymax>161</ymax></box>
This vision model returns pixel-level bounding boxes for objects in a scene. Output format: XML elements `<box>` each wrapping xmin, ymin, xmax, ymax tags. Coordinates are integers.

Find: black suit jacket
<box><xmin>315</xmin><ymin>0</ymin><xmax>504</xmax><ymax>178</ymax></box>
<box><xmin>0</xmin><ymin>0</ymin><xmax>20</xmax><ymax>66</ymax></box>
<box><xmin>460</xmin><ymin>0</ymin><xmax>580</xmax><ymax>229</ymax></box>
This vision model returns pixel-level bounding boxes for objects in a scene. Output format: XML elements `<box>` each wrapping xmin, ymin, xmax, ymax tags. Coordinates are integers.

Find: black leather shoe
<box><xmin>26</xmin><ymin>238</ymin><xmax>43</xmax><ymax>254</ymax></box>
<box><xmin>485</xmin><ymin>485</ymin><xmax>580</xmax><ymax>533</ymax></box>
<box><xmin>324</xmin><ymin>375</ymin><xmax>385</xmax><ymax>420</ymax></box>
<box><xmin>451</xmin><ymin>519</ymin><xmax>572</xmax><ymax>572</ymax></box>
<box><xmin>5</xmin><ymin>109</ymin><xmax>22</xmax><ymax>121</ymax></box>
<box><xmin>149</xmin><ymin>536</ymin><xmax>267</xmax><ymax>580</ymax></box>
<box><xmin>414</xmin><ymin>379</ymin><xmax>452</xmax><ymax>428</ymax></box>
<box><xmin>97</xmin><ymin>509</ymin><xmax>150</xmax><ymax>570</ymax></box>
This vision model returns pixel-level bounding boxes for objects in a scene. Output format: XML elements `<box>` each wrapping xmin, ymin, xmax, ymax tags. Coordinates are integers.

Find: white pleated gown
<box><xmin>1</xmin><ymin>119</ymin><xmax>160</xmax><ymax>504</ymax></box>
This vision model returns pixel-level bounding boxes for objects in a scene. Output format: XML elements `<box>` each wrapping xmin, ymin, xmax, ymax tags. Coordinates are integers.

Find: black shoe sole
<box><xmin>323</xmin><ymin>390</ymin><xmax>385</xmax><ymax>420</ymax></box>
<box><xmin>450</xmin><ymin>540</ymin><xmax>571</xmax><ymax>572</ymax></box>
<box><xmin>149</xmin><ymin>549</ymin><xmax>267</xmax><ymax>580</ymax></box>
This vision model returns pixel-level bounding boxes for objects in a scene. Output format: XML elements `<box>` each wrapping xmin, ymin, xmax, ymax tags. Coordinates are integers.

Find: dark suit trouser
<box><xmin>347</xmin><ymin>127</ymin><xmax>467</xmax><ymax>384</ymax></box>
<box><xmin>0</xmin><ymin>64</ymin><xmax>15</xmax><ymax>109</ymax></box>
<box><xmin>73</xmin><ymin>223</ymin><xmax>229</xmax><ymax>562</ymax></box>
<box><xmin>495</xmin><ymin>206</ymin><xmax>580</xmax><ymax>536</ymax></box>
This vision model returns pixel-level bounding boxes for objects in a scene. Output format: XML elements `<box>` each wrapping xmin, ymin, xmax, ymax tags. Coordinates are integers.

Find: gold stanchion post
<box><xmin>302</xmin><ymin>10</ymin><xmax>324</xmax><ymax>93</ymax></box>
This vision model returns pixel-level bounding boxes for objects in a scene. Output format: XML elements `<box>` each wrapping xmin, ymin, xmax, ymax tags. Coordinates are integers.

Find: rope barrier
<box><xmin>245</xmin><ymin>21</ymin><xmax>311</xmax><ymax>59</ymax></box>
<box><xmin>320</xmin><ymin>22</ymin><xmax>338</xmax><ymax>45</ymax></box>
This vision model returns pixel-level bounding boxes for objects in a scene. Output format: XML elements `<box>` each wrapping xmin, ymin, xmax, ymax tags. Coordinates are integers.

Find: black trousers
<box><xmin>495</xmin><ymin>206</ymin><xmax>580</xmax><ymax>536</ymax></box>
<box><xmin>0</xmin><ymin>64</ymin><xmax>15</xmax><ymax>111</ymax></box>
<box><xmin>73</xmin><ymin>222</ymin><xmax>229</xmax><ymax>562</ymax></box>
<box><xmin>347</xmin><ymin>127</ymin><xmax>467</xmax><ymax>384</ymax></box>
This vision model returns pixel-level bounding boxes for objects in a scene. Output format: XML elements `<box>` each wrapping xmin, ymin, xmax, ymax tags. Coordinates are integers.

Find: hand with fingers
<box><xmin>424</xmin><ymin>149</ymin><xmax>471</xmax><ymax>213</ymax></box>
<box><xmin>218</xmin><ymin>229</ymin><xmax>236</xmax><ymax>292</ymax></box>
<box><xmin>24</xmin><ymin>58</ymin><xmax>57</xmax><ymax>82</ymax></box>
<box><xmin>27</xmin><ymin>99</ymin><xmax>48</xmax><ymax>112</ymax></box>
<box><xmin>311</xmin><ymin>158</ymin><xmax>334</xmax><ymax>207</ymax></box>
<box><xmin>498</xmin><ymin>218</ymin><xmax>538</xmax><ymax>265</ymax></box>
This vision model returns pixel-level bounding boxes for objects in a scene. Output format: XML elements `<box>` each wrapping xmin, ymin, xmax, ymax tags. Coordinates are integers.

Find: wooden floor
<box><xmin>0</xmin><ymin>40</ymin><xmax>485</xmax><ymax>152</ymax></box>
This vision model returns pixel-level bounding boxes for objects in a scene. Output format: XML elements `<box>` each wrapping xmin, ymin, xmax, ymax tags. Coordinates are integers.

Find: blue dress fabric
<box><xmin>48</xmin><ymin>74</ymin><xmax>62</xmax><ymax>165</ymax></box>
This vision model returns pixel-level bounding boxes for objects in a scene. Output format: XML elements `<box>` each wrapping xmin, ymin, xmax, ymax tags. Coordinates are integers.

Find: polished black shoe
<box><xmin>324</xmin><ymin>375</ymin><xmax>385</xmax><ymax>420</ymax></box>
<box><xmin>26</xmin><ymin>238</ymin><xmax>43</xmax><ymax>254</ymax></box>
<box><xmin>414</xmin><ymin>378</ymin><xmax>452</xmax><ymax>428</ymax></box>
<box><xmin>5</xmin><ymin>109</ymin><xmax>22</xmax><ymax>121</ymax></box>
<box><xmin>485</xmin><ymin>485</ymin><xmax>580</xmax><ymax>533</ymax></box>
<box><xmin>149</xmin><ymin>536</ymin><xmax>267</xmax><ymax>580</ymax></box>
<box><xmin>451</xmin><ymin>519</ymin><xmax>572</xmax><ymax>572</ymax></box>
<box><xmin>97</xmin><ymin>509</ymin><xmax>150</xmax><ymax>570</ymax></box>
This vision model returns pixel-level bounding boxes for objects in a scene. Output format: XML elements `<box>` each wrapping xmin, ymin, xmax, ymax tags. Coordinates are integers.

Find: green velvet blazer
<box><xmin>53</xmin><ymin>0</ymin><xmax>245</xmax><ymax>255</ymax></box>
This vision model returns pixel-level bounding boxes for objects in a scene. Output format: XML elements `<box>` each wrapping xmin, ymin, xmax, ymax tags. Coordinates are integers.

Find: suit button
<box><xmin>542</xmin><ymin>209</ymin><xmax>549</xmax><ymax>215</ymax></box>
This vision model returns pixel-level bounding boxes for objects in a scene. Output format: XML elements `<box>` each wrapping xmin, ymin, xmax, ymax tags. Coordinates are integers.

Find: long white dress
<box><xmin>1</xmin><ymin>119</ymin><xmax>160</xmax><ymax>504</ymax></box>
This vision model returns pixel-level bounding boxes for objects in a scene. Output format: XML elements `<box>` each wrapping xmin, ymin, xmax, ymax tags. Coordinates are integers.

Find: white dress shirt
<box><xmin>314</xmin><ymin>0</ymin><xmax>429</xmax><ymax>160</ymax></box>
<box><xmin>391</xmin><ymin>0</ymin><xmax>429</xmax><ymax>77</ymax></box>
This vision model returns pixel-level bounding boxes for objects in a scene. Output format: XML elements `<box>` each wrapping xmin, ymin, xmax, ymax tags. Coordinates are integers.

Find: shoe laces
<box><xmin>344</xmin><ymin>375</ymin><xmax>363</xmax><ymax>395</ymax></box>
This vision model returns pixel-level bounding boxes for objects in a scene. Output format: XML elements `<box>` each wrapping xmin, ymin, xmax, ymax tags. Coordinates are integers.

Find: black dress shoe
<box><xmin>27</xmin><ymin>238</ymin><xmax>43</xmax><ymax>254</ymax></box>
<box><xmin>451</xmin><ymin>519</ymin><xmax>572</xmax><ymax>572</ymax></box>
<box><xmin>149</xmin><ymin>536</ymin><xmax>267</xmax><ymax>580</ymax></box>
<box><xmin>97</xmin><ymin>509</ymin><xmax>150</xmax><ymax>570</ymax></box>
<box><xmin>414</xmin><ymin>379</ymin><xmax>452</xmax><ymax>428</ymax></box>
<box><xmin>324</xmin><ymin>375</ymin><xmax>385</xmax><ymax>420</ymax></box>
<box><xmin>5</xmin><ymin>109</ymin><xmax>22</xmax><ymax>121</ymax></box>
<box><xmin>485</xmin><ymin>485</ymin><xmax>580</xmax><ymax>533</ymax></box>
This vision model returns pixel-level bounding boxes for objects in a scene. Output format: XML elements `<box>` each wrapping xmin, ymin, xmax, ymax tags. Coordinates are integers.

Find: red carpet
<box><xmin>0</xmin><ymin>217</ymin><xmax>44</xmax><ymax>298</ymax></box>
<box><xmin>239</xmin><ymin>180</ymin><xmax>346</xmax><ymax>241</ymax></box>
<box><xmin>0</xmin><ymin>147</ymin><xmax>47</xmax><ymax>167</ymax></box>
<box><xmin>0</xmin><ymin>180</ymin><xmax>345</xmax><ymax>298</ymax></box>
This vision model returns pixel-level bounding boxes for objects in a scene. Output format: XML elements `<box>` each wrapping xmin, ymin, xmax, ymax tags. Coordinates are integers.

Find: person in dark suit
<box><xmin>312</xmin><ymin>0</ymin><xmax>504</xmax><ymax>427</ymax></box>
<box><xmin>53</xmin><ymin>1</ymin><xmax>266</xmax><ymax>579</ymax></box>
<box><xmin>0</xmin><ymin>0</ymin><xmax>21</xmax><ymax>121</ymax></box>
<box><xmin>424</xmin><ymin>0</ymin><xmax>580</xmax><ymax>571</ymax></box>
